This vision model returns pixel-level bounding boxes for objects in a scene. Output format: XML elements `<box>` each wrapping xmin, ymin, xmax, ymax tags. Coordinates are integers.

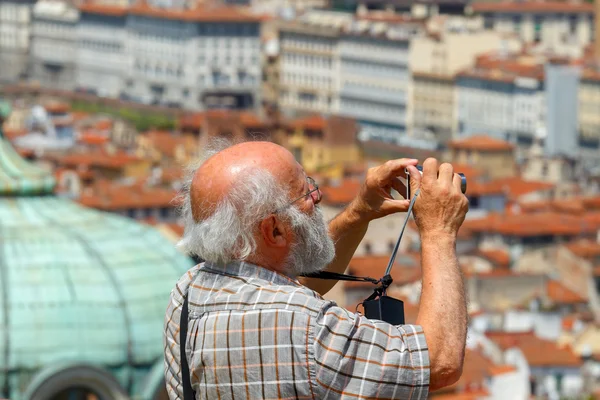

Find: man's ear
<box><xmin>260</xmin><ymin>215</ymin><xmax>288</xmax><ymax>248</ymax></box>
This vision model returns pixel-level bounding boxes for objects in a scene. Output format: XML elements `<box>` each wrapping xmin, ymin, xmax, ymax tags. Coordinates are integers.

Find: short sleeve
<box><xmin>312</xmin><ymin>304</ymin><xmax>430</xmax><ymax>399</ymax></box>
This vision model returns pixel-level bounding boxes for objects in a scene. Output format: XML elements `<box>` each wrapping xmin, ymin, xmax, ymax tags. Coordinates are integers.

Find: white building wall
<box><xmin>0</xmin><ymin>0</ymin><xmax>34</xmax><ymax>81</ymax></box>
<box><xmin>76</xmin><ymin>14</ymin><xmax>128</xmax><ymax>97</ymax></box>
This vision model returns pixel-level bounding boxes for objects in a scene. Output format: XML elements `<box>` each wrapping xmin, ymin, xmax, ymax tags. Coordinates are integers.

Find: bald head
<box><xmin>190</xmin><ymin>141</ymin><xmax>303</xmax><ymax>221</ymax></box>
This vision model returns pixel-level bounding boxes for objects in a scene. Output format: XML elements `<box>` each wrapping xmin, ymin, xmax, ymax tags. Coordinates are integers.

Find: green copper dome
<box><xmin>0</xmin><ymin>121</ymin><xmax>194</xmax><ymax>399</ymax></box>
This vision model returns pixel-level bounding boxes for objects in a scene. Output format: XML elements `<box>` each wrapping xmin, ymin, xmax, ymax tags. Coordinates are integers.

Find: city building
<box><xmin>471</xmin><ymin>1</ymin><xmax>595</xmax><ymax>56</ymax></box>
<box><xmin>275</xmin><ymin>10</ymin><xmax>422</xmax><ymax>145</ymax></box>
<box><xmin>277</xmin><ymin>11</ymin><xmax>349</xmax><ymax>115</ymax></box>
<box><xmin>221</xmin><ymin>0</ymin><xmax>329</xmax><ymax>13</ymax></box>
<box><xmin>285</xmin><ymin>114</ymin><xmax>361</xmax><ymax>175</ymax></box>
<box><xmin>75</xmin><ymin>1</ymin><xmax>264</xmax><ymax>110</ymax></box>
<box><xmin>0</xmin><ymin>102</ymin><xmax>194</xmax><ymax>400</ymax></box>
<box><xmin>579</xmin><ymin>64</ymin><xmax>600</xmax><ymax>145</ymax></box>
<box><xmin>447</xmin><ymin>135</ymin><xmax>517</xmax><ymax>179</ymax></box>
<box><xmin>339</xmin><ymin>19</ymin><xmax>418</xmax><ymax>144</ymax></box>
<box><xmin>0</xmin><ymin>0</ymin><xmax>36</xmax><ymax>82</ymax></box>
<box><xmin>410</xmin><ymin>16</ymin><xmax>521</xmax><ymax>142</ymax></box>
<box><xmin>30</xmin><ymin>0</ymin><xmax>79</xmax><ymax>90</ymax></box>
<box><xmin>76</xmin><ymin>2</ymin><xmax>128</xmax><ymax>98</ymax></box>
<box><xmin>457</xmin><ymin>52</ymin><xmax>581</xmax><ymax>158</ymax></box>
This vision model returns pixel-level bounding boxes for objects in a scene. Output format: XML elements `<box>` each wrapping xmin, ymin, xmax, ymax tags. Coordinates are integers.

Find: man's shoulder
<box><xmin>171</xmin><ymin>263</ymin><xmax>335</xmax><ymax>319</ymax></box>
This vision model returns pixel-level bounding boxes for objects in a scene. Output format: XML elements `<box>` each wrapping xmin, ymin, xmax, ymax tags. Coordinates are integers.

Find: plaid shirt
<box><xmin>164</xmin><ymin>262</ymin><xmax>430</xmax><ymax>399</ymax></box>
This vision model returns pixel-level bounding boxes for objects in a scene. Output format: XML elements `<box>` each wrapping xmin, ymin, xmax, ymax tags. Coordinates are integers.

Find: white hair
<box><xmin>176</xmin><ymin>139</ymin><xmax>295</xmax><ymax>263</ymax></box>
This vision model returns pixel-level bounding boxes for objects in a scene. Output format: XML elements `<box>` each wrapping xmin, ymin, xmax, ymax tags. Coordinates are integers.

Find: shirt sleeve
<box><xmin>312</xmin><ymin>303</ymin><xmax>430</xmax><ymax>399</ymax></box>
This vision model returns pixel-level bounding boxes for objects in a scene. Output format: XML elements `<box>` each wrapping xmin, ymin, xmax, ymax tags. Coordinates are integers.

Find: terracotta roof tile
<box><xmin>449</xmin><ymin>135</ymin><xmax>515</xmax><ymax>152</ymax></box>
<box><xmin>478</xmin><ymin>249</ymin><xmax>510</xmax><ymax>267</ymax></box>
<box><xmin>462</xmin><ymin>211</ymin><xmax>596</xmax><ymax>237</ymax></box>
<box><xmin>594</xmin><ymin>265</ymin><xmax>600</xmax><ymax>277</ymax></box>
<box><xmin>344</xmin><ymin>255</ymin><xmax>421</xmax><ymax>289</ymax></box>
<box><xmin>488</xmin><ymin>364</ymin><xmax>516</xmax><ymax>376</ymax></box>
<box><xmin>44</xmin><ymin>101</ymin><xmax>70</xmax><ymax>114</ymax></box>
<box><xmin>50</xmin><ymin>151</ymin><xmax>142</xmax><ymax>170</ymax></box>
<box><xmin>472</xmin><ymin>1</ymin><xmax>594</xmax><ymax>13</ymax></box>
<box><xmin>78</xmin><ymin>132</ymin><xmax>110</xmax><ymax>146</ymax></box>
<box><xmin>292</xmin><ymin>115</ymin><xmax>327</xmax><ymax>131</ymax></box>
<box><xmin>565</xmin><ymin>239</ymin><xmax>600</xmax><ymax>259</ymax></box>
<box><xmin>486</xmin><ymin>331</ymin><xmax>583</xmax><ymax>367</ymax></box>
<box><xmin>582</xmin><ymin>196</ymin><xmax>600</xmax><ymax>210</ymax></box>
<box><xmin>320</xmin><ymin>179</ymin><xmax>361</xmax><ymax>206</ymax></box>
<box><xmin>473</xmin><ymin>177</ymin><xmax>554</xmax><ymax>199</ymax></box>
<box><xmin>129</xmin><ymin>2</ymin><xmax>266</xmax><ymax>22</ymax></box>
<box><xmin>78</xmin><ymin>179</ymin><xmax>178</xmax><ymax>211</ymax></box>
<box><xmin>547</xmin><ymin>280</ymin><xmax>587</xmax><ymax>304</ymax></box>
<box><xmin>79</xmin><ymin>2</ymin><xmax>128</xmax><ymax>16</ymax></box>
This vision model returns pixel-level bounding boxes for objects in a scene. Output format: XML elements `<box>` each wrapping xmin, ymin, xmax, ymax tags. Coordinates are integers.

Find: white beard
<box><xmin>284</xmin><ymin>206</ymin><xmax>336</xmax><ymax>277</ymax></box>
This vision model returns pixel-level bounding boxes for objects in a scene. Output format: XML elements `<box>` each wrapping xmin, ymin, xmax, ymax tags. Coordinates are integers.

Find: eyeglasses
<box><xmin>276</xmin><ymin>176</ymin><xmax>321</xmax><ymax>213</ymax></box>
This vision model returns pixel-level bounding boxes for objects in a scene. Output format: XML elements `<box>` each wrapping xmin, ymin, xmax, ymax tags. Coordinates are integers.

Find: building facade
<box><xmin>339</xmin><ymin>24</ymin><xmax>414</xmax><ymax>143</ymax></box>
<box><xmin>30</xmin><ymin>1</ymin><xmax>79</xmax><ymax>90</ymax></box>
<box><xmin>457</xmin><ymin>53</ymin><xmax>546</xmax><ymax>147</ymax></box>
<box><xmin>76</xmin><ymin>3</ymin><xmax>128</xmax><ymax>98</ymax></box>
<box><xmin>411</xmin><ymin>71</ymin><xmax>456</xmax><ymax>143</ymax></box>
<box><xmin>472</xmin><ymin>2</ymin><xmax>595</xmax><ymax>55</ymax></box>
<box><xmin>409</xmin><ymin>19</ymin><xmax>519</xmax><ymax>142</ymax></box>
<box><xmin>60</xmin><ymin>2</ymin><xmax>263</xmax><ymax>110</ymax></box>
<box><xmin>0</xmin><ymin>0</ymin><xmax>36</xmax><ymax>82</ymax></box>
<box><xmin>276</xmin><ymin>10</ymin><xmax>420</xmax><ymax>145</ymax></box>
<box><xmin>579</xmin><ymin>68</ymin><xmax>600</xmax><ymax>145</ymax></box>
<box><xmin>277</xmin><ymin>13</ymin><xmax>348</xmax><ymax>115</ymax></box>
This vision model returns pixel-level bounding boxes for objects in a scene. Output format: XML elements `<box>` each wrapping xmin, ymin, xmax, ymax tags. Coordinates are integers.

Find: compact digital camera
<box><xmin>406</xmin><ymin>165</ymin><xmax>467</xmax><ymax>199</ymax></box>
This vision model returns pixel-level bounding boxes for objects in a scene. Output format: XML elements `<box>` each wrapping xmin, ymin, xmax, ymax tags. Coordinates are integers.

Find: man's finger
<box><xmin>382</xmin><ymin>158</ymin><xmax>419</xmax><ymax>180</ymax></box>
<box><xmin>406</xmin><ymin>165</ymin><xmax>421</xmax><ymax>198</ymax></box>
<box><xmin>380</xmin><ymin>199</ymin><xmax>411</xmax><ymax>215</ymax></box>
<box><xmin>439</xmin><ymin>163</ymin><xmax>454</xmax><ymax>186</ymax></box>
<box><xmin>453</xmin><ymin>172</ymin><xmax>464</xmax><ymax>193</ymax></box>
<box><xmin>390</xmin><ymin>177</ymin><xmax>407</xmax><ymax>199</ymax></box>
<box><xmin>422</xmin><ymin>158</ymin><xmax>438</xmax><ymax>184</ymax></box>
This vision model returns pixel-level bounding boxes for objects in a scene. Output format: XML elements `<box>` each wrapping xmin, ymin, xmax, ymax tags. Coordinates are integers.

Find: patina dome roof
<box><xmin>0</xmin><ymin>108</ymin><xmax>193</xmax><ymax>399</ymax></box>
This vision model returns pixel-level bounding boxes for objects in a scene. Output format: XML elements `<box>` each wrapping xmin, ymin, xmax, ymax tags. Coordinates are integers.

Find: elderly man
<box><xmin>164</xmin><ymin>140</ymin><xmax>469</xmax><ymax>399</ymax></box>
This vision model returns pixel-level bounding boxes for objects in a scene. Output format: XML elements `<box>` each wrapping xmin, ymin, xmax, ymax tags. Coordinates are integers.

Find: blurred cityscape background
<box><xmin>1</xmin><ymin>0</ymin><xmax>600</xmax><ymax>399</ymax></box>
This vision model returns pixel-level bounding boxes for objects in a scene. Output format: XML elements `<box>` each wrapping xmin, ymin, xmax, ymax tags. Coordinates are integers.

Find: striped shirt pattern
<box><xmin>164</xmin><ymin>261</ymin><xmax>430</xmax><ymax>399</ymax></box>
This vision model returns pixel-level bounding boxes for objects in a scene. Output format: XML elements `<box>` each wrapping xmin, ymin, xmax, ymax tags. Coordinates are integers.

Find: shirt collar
<box><xmin>201</xmin><ymin>260</ymin><xmax>303</xmax><ymax>288</ymax></box>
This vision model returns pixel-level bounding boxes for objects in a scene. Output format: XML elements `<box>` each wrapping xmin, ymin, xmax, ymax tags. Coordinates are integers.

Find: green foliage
<box><xmin>70</xmin><ymin>100</ymin><xmax>176</xmax><ymax>131</ymax></box>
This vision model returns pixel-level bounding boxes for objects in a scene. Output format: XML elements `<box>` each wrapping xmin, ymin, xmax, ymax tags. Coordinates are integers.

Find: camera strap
<box><xmin>180</xmin><ymin>294</ymin><xmax>196</xmax><ymax>400</ymax></box>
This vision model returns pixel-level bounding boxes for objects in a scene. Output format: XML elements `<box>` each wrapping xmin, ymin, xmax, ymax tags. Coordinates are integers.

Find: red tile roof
<box><xmin>478</xmin><ymin>249</ymin><xmax>510</xmax><ymax>268</ymax></box>
<box><xmin>292</xmin><ymin>115</ymin><xmax>327</xmax><ymax>131</ymax></box>
<box><xmin>320</xmin><ymin>179</ymin><xmax>361</xmax><ymax>206</ymax></box>
<box><xmin>44</xmin><ymin>101</ymin><xmax>71</xmax><ymax>114</ymax></box>
<box><xmin>345</xmin><ymin>255</ymin><xmax>421</xmax><ymax>289</ymax></box>
<box><xmin>178</xmin><ymin>110</ymin><xmax>266</xmax><ymax>130</ymax></box>
<box><xmin>547</xmin><ymin>280</ymin><xmax>587</xmax><ymax>305</ymax></box>
<box><xmin>487</xmin><ymin>364</ymin><xmax>516</xmax><ymax>376</ymax></box>
<box><xmin>449</xmin><ymin>135</ymin><xmax>515</xmax><ymax>152</ymax></box>
<box><xmin>79</xmin><ymin>3</ymin><xmax>128</xmax><ymax>16</ymax></box>
<box><xmin>51</xmin><ymin>151</ymin><xmax>142</xmax><ymax>170</ymax></box>
<box><xmin>78</xmin><ymin>132</ymin><xmax>110</xmax><ymax>146</ymax></box>
<box><xmin>565</xmin><ymin>239</ymin><xmax>600</xmax><ymax>259</ymax></box>
<box><xmin>468</xmin><ymin>177</ymin><xmax>554</xmax><ymax>199</ymax></box>
<box><xmin>79</xmin><ymin>1</ymin><xmax>265</xmax><ymax>21</ymax></box>
<box><xmin>78</xmin><ymin>180</ymin><xmax>178</xmax><ymax>211</ymax></box>
<box><xmin>485</xmin><ymin>331</ymin><xmax>582</xmax><ymax>367</ymax></box>
<box><xmin>471</xmin><ymin>1</ymin><xmax>594</xmax><ymax>13</ymax></box>
<box><xmin>462</xmin><ymin>211</ymin><xmax>598</xmax><ymax>237</ymax></box>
